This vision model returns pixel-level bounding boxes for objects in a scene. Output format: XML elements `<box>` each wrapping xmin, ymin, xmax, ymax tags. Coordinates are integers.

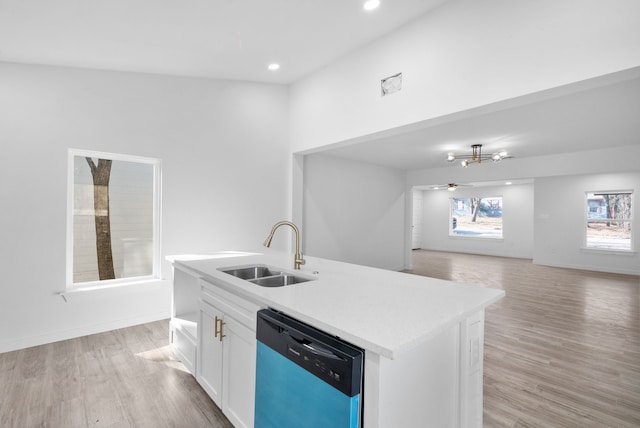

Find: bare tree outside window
<box><xmin>586</xmin><ymin>191</ymin><xmax>632</xmax><ymax>251</ymax></box>
<box><xmin>68</xmin><ymin>150</ymin><xmax>161</xmax><ymax>287</ymax></box>
<box><xmin>85</xmin><ymin>158</ymin><xmax>115</xmax><ymax>280</ymax></box>
<box><xmin>450</xmin><ymin>196</ymin><xmax>503</xmax><ymax>239</ymax></box>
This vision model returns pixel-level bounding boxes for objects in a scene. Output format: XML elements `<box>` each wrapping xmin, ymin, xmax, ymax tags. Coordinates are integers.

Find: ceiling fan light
<box><xmin>447</xmin><ymin>184</ymin><xmax>457</xmax><ymax>191</ymax></box>
<box><xmin>444</xmin><ymin>144</ymin><xmax>512</xmax><ymax>167</ymax></box>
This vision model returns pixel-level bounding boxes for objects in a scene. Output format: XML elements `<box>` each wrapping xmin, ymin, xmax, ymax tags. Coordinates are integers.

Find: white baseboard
<box><xmin>0</xmin><ymin>310</ymin><xmax>170</xmax><ymax>354</ymax></box>
<box><xmin>532</xmin><ymin>259</ymin><xmax>640</xmax><ymax>276</ymax></box>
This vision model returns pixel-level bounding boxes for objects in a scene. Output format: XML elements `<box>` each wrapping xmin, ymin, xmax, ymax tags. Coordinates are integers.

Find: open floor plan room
<box><xmin>1</xmin><ymin>250</ymin><xmax>638</xmax><ymax>427</ymax></box>
<box><xmin>408</xmin><ymin>250</ymin><xmax>640</xmax><ymax>427</ymax></box>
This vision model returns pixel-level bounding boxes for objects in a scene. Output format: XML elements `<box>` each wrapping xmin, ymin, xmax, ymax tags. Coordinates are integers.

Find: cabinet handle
<box><xmin>214</xmin><ymin>315</ymin><xmax>226</xmax><ymax>342</ymax></box>
<box><xmin>219</xmin><ymin>320</ymin><xmax>226</xmax><ymax>342</ymax></box>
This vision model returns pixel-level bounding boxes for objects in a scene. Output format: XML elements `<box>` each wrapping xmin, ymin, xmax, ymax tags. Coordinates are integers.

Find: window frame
<box><xmin>583</xmin><ymin>190</ymin><xmax>633</xmax><ymax>253</ymax></box>
<box><xmin>66</xmin><ymin>149</ymin><xmax>162</xmax><ymax>289</ymax></box>
<box><xmin>449</xmin><ymin>195</ymin><xmax>504</xmax><ymax>240</ymax></box>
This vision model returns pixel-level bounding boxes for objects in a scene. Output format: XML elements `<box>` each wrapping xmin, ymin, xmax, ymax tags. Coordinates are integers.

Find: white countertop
<box><xmin>172</xmin><ymin>250</ymin><xmax>504</xmax><ymax>360</ymax></box>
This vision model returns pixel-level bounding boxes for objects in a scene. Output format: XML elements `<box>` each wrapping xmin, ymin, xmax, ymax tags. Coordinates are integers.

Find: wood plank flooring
<box><xmin>0</xmin><ymin>321</ymin><xmax>233</xmax><ymax>428</ymax></box>
<box><xmin>407</xmin><ymin>250</ymin><xmax>640</xmax><ymax>428</ymax></box>
<box><xmin>1</xmin><ymin>251</ymin><xmax>638</xmax><ymax>427</ymax></box>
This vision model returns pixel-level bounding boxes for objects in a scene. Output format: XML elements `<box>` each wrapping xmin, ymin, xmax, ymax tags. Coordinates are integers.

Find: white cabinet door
<box><xmin>198</xmin><ymin>296</ymin><xmax>257</xmax><ymax>428</ymax></box>
<box><xmin>222</xmin><ymin>315</ymin><xmax>256</xmax><ymax>428</ymax></box>
<box><xmin>197</xmin><ymin>302</ymin><xmax>224</xmax><ymax>407</ymax></box>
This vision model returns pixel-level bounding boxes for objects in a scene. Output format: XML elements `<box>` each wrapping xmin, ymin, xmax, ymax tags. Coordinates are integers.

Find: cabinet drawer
<box><xmin>199</xmin><ymin>279</ymin><xmax>261</xmax><ymax>330</ymax></box>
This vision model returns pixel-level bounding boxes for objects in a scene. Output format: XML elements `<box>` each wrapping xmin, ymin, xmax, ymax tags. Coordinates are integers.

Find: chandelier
<box><xmin>447</xmin><ymin>144</ymin><xmax>509</xmax><ymax>167</ymax></box>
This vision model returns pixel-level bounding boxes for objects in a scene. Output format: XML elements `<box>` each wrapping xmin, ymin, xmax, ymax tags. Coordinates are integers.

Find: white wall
<box><xmin>303</xmin><ymin>154</ymin><xmax>406</xmax><ymax>270</ymax></box>
<box><xmin>0</xmin><ymin>62</ymin><xmax>289</xmax><ymax>352</ymax></box>
<box><xmin>290</xmin><ymin>0</ymin><xmax>640</xmax><ymax>153</ymax></box>
<box><xmin>290</xmin><ymin>0</ymin><xmax>640</xmax><ymax>273</ymax></box>
<box><xmin>417</xmin><ymin>183</ymin><xmax>534</xmax><ymax>259</ymax></box>
<box><xmin>534</xmin><ymin>172</ymin><xmax>640</xmax><ymax>275</ymax></box>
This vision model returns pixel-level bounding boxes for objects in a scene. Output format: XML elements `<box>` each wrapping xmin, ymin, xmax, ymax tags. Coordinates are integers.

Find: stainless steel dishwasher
<box><xmin>255</xmin><ymin>308</ymin><xmax>364</xmax><ymax>428</ymax></box>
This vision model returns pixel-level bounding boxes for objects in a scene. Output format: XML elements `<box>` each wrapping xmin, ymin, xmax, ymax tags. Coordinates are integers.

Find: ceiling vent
<box><xmin>381</xmin><ymin>73</ymin><xmax>402</xmax><ymax>96</ymax></box>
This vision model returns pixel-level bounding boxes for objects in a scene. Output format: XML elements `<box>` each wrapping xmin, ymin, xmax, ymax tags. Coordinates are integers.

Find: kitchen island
<box><xmin>169</xmin><ymin>250</ymin><xmax>504</xmax><ymax>428</ymax></box>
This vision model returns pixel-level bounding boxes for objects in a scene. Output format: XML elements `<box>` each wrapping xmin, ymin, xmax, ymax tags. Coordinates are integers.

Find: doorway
<box><xmin>411</xmin><ymin>188</ymin><xmax>423</xmax><ymax>249</ymax></box>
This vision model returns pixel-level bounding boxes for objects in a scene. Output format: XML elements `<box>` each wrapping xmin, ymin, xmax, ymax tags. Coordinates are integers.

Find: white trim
<box><xmin>449</xmin><ymin>195</ymin><xmax>504</xmax><ymax>240</ymax></box>
<box><xmin>66</xmin><ymin>148</ymin><xmax>162</xmax><ymax>288</ymax></box>
<box><xmin>65</xmin><ymin>276</ymin><xmax>160</xmax><ymax>293</ymax></box>
<box><xmin>448</xmin><ymin>235</ymin><xmax>504</xmax><ymax>242</ymax></box>
<box><xmin>0</xmin><ymin>309</ymin><xmax>169</xmax><ymax>354</ymax></box>
<box><xmin>69</xmin><ymin>148</ymin><xmax>160</xmax><ymax>166</ymax></box>
<box><xmin>580</xmin><ymin>247</ymin><xmax>636</xmax><ymax>256</ymax></box>
<box><xmin>583</xmin><ymin>190</ymin><xmax>634</xmax><ymax>252</ymax></box>
<box><xmin>66</xmin><ymin>150</ymin><xmax>75</xmax><ymax>292</ymax></box>
<box><xmin>532</xmin><ymin>259</ymin><xmax>640</xmax><ymax>276</ymax></box>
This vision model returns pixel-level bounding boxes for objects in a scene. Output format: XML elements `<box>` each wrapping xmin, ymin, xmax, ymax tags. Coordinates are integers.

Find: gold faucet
<box><xmin>263</xmin><ymin>221</ymin><xmax>305</xmax><ymax>270</ymax></box>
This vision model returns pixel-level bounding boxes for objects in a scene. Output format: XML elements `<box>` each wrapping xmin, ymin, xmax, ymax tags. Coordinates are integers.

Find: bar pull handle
<box><xmin>215</xmin><ymin>315</ymin><xmax>226</xmax><ymax>342</ymax></box>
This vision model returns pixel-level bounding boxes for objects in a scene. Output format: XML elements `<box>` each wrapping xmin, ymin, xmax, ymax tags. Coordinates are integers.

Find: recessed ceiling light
<box><xmin>267</xmin><ymin>63</ymin><xmax>280</xmax><ymax>71</ymax></box>
<box><xmin>506</xmin><ymin>182</ymin><xmax>512</xmax><ymax>185</ymax></box>
<box><xmin>363</xmin><ymin>0</ymin><xmax>380</xmax><ymax>11</ymax></box>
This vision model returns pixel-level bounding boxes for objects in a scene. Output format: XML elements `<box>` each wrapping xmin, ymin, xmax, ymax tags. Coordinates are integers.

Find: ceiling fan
<box><xmin>429</xmin><ymin>183</ymin><xmax>473</xmax><ymax>192</ymax></box>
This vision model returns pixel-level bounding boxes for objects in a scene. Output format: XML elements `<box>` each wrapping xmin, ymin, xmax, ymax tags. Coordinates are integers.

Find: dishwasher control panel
<box><xmin>287</xmin><ymin>343</ymin><xmax>345</xmax><ymax>385</ymax></box>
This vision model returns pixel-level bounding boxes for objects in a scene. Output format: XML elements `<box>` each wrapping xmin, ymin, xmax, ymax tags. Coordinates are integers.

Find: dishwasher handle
<box><xmin>285</xmin><ymin>330</ymin><xmax>345</xmax><ymax>361</ymax></box>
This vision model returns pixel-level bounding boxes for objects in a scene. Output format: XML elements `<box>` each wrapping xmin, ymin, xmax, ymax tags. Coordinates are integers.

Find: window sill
<box><xmin>448</xmin><ymin>234</ymin><xmax>504</xmax><ymax>242</ymax></box>
<box><xmin>60</xmin><ymin>277</ymin><xmax>164</xmax><ymax>302</ymax></box>
<box><xmin>580</xmin><ymin>247</ymin><xmax>636</xmax><ymax>256</ymax></box>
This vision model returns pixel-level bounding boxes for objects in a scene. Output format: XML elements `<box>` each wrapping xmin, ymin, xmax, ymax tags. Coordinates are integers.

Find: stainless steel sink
<box><xmin>219</xmin><ymin>264</ymin><xmax>315</xmax><ymax>287</ymax></box>
<box><xmin>250</xmin><ymin>274</ymin><xmax>311</xmax><ymax>287</ymax></box>
<box><xmin>221</xmin><ymin>266</ymin><xmax>281</xmax><ymax>280</ymax></box>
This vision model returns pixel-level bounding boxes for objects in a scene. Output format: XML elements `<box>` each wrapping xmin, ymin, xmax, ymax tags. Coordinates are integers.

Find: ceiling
<box><xmin>0</xmin><ymin>0</ymin><xmax>448</xmax><ymax>84</ymax></box>
<box><xmin>1</xmin><ymin>1</ymin><xmax>638</xmax><ymax>175</ymax></box>
<box><xmin>319</xmin><ymin>70</ymin><xmax>640</xmax><ymax>172</ymax></box>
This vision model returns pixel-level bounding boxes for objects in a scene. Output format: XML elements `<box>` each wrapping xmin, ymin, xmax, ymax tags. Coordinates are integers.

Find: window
<box><xmin>67</xmin><ymin>149</ymin><xmax>162</xmax><ymax>287</ymax></box>
<box><xmin>585</xmin><ymin>191</ymin><xmax>632</xmax><ymax>251</ymax></box>
<box><xmin>450</xmin><ymin>196</ymin><xmax>503</xmax><ymax>239</ymax></box>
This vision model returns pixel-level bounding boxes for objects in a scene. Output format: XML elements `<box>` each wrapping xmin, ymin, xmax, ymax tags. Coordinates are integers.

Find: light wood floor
<box><xmin>2</xmin><ymin>252</ymin><xmax>638</xmax><ymax>427</ymax></box>
<box><xmin>407</xmin><ymin>250</ymin><xmax>640</xmax><ymax>428</ymax></box>
<box><xmin>0</xmin><ymin>321</ymin><xmax>233</xmax><ymax>428</ymax></box>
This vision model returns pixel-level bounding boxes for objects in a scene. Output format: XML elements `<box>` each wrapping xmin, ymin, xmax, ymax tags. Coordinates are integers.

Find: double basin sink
<box><xmin>219</xmin><ymin>265</ymin><xmax>315</xmax><ymax>288</ymax></box>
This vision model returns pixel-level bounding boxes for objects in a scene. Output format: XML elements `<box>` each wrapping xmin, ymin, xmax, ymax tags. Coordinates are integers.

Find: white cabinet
<box><xmin>363</xmin><ymin>310</ymin><xmax>486</xmax><ymax>428</ymax></box>
<box><xmin>169</xmin><ymin>261</ymin><xmax>260</xmax><ymax>428</ymax></box>
<box><xmin>197</xmin><ymin>278</ymin><xmax>259</xmax><ymax>428</ymax></box>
